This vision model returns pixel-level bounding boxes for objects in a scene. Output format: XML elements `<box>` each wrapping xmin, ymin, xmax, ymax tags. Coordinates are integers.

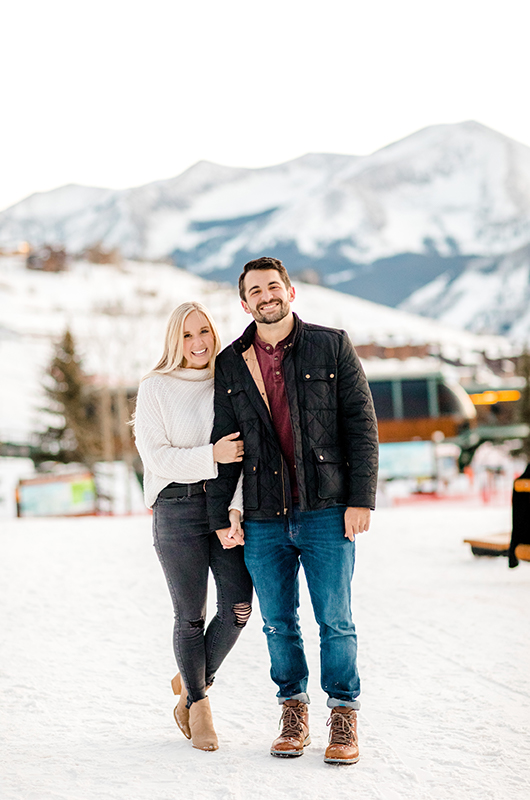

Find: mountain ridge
<box><xmin>2</xmin><ymin>121</ymin><xmax>530</xmax><ymax>340</ymax></box>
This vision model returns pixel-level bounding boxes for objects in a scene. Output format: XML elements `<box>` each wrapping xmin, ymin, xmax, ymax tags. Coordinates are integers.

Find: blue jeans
<box><xmin>243</xmin><ymin>505</ymin><xmax>360</xmax><ymax>709</ymax></box>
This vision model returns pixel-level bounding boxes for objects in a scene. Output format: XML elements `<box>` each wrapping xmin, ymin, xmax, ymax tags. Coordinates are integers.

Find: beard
<box><xmin>252</xmin><ymin>298</ymin><xmax>291</xmax><ymax>324</ymax></box>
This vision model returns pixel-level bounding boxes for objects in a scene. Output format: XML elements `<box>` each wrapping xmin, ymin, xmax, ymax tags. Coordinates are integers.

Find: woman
<box><xmin>134</xmin><ymin>301</ymin><xmax>252</xmax><ymax>752</ymax></box>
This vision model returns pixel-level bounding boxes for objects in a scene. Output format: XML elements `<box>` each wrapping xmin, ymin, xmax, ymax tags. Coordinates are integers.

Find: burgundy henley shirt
<box><xmin>254</xmin><ymin>329</ymin><xmax>299</xmax><ymax>503</ymax></box>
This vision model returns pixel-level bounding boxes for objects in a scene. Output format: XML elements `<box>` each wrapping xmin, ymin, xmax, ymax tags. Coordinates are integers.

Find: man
<box><xmin>207</xmin><ymin>257</ymin><xmax>378</xmax><ymax>764</ymax></box>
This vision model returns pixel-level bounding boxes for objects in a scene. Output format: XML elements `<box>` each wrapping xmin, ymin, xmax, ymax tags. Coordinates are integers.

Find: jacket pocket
<box><xmin>313</xmin><ymin>446</ymin><xmax>345</xmax><ymax>499</ymax></box>
<box><xmin>301</xmin><ymin>367</ymin><xmax>337</xmax><ymax>407</ymax></box>
<box><xmin>301</xmin><ymin>367</ymin><xmax>337</xmax><ymax>382</ymax></box>
<box><xmin>224</xmin><ymin>381</ymin><xmax>245</xmax><ymax>399</ymax></box>
<box><xmin>243</xmin><ymin>457</ymin><xmax>260</xmax><ymax>510</ymax></box>
<box><xmin>224</xmin><ymin>381</ymin><xmax>257</xmax><ymax>424</ymax></box>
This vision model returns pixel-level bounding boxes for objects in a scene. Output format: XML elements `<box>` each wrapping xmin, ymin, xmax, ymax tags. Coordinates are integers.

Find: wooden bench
<box><xmin>463</xmin><ymin>535</ymin><xmax>530</xmax><ymax>561</ymax></box>
<box><xmin>463</xmin><ymin>533</ymin><xmax>510</xmax><ymax>557</ymax></box>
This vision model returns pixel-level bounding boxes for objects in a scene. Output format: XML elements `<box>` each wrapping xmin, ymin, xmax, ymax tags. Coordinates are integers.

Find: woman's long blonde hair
<box><xmin>145</xmin><ymin>301</ymin><xmax>221</xmax><ymax>380</ymax></box>
<box><xmin>130</xmin><ymin>302</ymin><xmax>221</xmax><ymax>430</ymax></box>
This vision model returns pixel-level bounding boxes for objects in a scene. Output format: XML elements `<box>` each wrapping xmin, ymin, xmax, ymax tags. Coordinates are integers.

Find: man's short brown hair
<box><xmin>238</xmin><ymin>257</ymin><xmax>292</xmax><ymax>300</ymax></box>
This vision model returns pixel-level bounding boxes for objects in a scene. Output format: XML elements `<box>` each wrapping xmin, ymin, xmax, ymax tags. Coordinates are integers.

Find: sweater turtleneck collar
<box><xmin>167</xmin><ymin>366</ymin><xmax>213</xmax><ymax>382</ymax></box>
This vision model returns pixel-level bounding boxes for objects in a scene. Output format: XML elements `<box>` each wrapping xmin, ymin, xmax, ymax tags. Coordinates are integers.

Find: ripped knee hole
<box><xmin>232</xmin><ymin>602</ymin><xmax>252</xmax><ymax>628</ymax></box>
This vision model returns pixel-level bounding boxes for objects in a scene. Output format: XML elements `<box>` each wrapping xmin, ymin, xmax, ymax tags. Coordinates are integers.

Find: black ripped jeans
<box><xmin>153</xmin><ymin>492</ymin><xmax>253</xmax><ymax>704</ymax></box>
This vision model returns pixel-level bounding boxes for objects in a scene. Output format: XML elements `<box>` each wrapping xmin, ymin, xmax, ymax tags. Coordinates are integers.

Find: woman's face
<box><xmin>182</xmin><ymin>311</ymin><xmax>215</xmax><ymax>369</ymax></box>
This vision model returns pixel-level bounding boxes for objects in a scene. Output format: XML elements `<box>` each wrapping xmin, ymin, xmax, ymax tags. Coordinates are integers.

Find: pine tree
<box><xmin>39</xmin><ymin>330</ymin><xmax>102</xmax><ymax>467</ymax></box>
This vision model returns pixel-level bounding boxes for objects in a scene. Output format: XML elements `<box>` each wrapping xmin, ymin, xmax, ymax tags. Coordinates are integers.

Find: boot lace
<box><xmin>279</xmin><ymin>704</ymin><xmax>304</xmax><ymax>737</ymax></box>
<box><xmin>327</xmin><ymin>711</ymin><xmax>357</xmax><ymax>746</ymax></box>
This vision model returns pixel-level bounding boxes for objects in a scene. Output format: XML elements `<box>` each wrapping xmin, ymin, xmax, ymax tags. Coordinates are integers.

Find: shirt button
<box><xmin>227</xmin><ymin>389</ymin><xmax>232</xmax><ymax>394</ymax></box>
<box><xmin>330</xmin><ymin>373</ymin><xmax>335</xmax><ymax>378</ymax></box>
<box><xmin>319</xmin><ymin>455</ymin><xmax>324</xmax><ymax>460</ymax></box>
<box><xmin>277</xmin><ymin>511</ymin><xmax>280</xmax><ymax>516</ymax></box>
<box><xmin>275</xmin><ymin>371</ymin><xmax>280</xmax><ymax>375</ymax></box>
<box><xmin>305</xmin><ymin>374</ymin><xmax>310</xmax><ymax>378</ymax></box>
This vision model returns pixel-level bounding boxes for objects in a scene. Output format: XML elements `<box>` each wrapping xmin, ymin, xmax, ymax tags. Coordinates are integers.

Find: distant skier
<box><xmin>509</xmin><ymin>463</ymin><xmax>530</xmax><ymax>568</ymax></box>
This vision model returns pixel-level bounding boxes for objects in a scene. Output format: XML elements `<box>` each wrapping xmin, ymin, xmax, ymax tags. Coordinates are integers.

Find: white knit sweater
<box><xmin>135</xmin><ymin>367</ymin><xmax>243</xmax><ymax>512</ymax></box>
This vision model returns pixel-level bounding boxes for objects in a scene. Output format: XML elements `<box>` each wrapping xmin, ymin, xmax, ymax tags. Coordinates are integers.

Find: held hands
<box><xmin>344</xmin><ymin>507</ymin><xmax>371</xmax><ymax>541</ymax></box>
<box><xmin>213</xmin><ymin>432</ymin><xmax>244</xmax><ymax>464</ymax></box>
<box><xmin>216</xmin><ymin>509</ymin><xmax>245</xmax><ymax>550</ymax></box>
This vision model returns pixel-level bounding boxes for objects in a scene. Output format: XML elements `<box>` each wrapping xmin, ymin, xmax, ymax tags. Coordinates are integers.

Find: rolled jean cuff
<box><xmin>278</xmin><ymin>692</ymin><xmax>310</xmax><ymax>705</ymax></box>
<box><xmin>327</xmin><ymin>697</ymin><xmax>360</xmax><ymax>710</ymax></box>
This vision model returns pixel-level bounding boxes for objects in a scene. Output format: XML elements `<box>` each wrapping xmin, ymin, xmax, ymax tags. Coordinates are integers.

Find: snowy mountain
<box><xmin>400</xmin><ymin>243</ymin><xmax>530</xmax><ymax>340</ymax></box>
<box><xmin>2</xmin><ymin>121</ymin><xmax>530</xmax><ymax>339</ymax></box>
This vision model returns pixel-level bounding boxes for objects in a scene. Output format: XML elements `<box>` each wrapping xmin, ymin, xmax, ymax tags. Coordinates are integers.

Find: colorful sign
<box><xmin>17</xmin><ymin>473</ymin><xmax>97</xmax><ymax>517</ymax></box>
<box><xmin>379</xmin><ymin>441</ymin><xmax>436</xmax><ymax>480</ymax></box>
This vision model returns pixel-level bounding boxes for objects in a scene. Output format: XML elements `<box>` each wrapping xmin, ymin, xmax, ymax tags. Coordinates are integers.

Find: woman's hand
<box><xmin>213</xmin><ymin>432</ymin><xmax>244</xmax><ymax>464</ymax></box>
<box><xmin>216</xmin><ymin>509</ymin><xmax>245</xmax><ymax>549</ymax></box>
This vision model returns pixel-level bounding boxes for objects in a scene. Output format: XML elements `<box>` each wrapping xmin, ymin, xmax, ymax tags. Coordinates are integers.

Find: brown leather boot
<box><xmin>171</xmin><ymin>673</ymin><xmax>191</xmax><ymax>739</ymax></box>
<box><xmin>189</xmin><ymin>697</ymin><xmax>219</xmax><ymax>751</ymax></box>
<box><xmin>270</xmin><ymin>699</ymin><xmax>311</xmax><ymax>758</ymax></box>
<box><xmin>324</xmin><ymin>706</ymin><xmax>359</xmax><ymax>764</ymax></box>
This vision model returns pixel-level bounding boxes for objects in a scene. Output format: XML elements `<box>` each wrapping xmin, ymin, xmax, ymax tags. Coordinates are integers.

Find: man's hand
<box><xmin>344</xmin><ymin>507</ymin><xmax>371</xmax><ymax>541</ymax></box>
<box><xmin>216</xmin><ymin>509</ymin><xmax>245</xmax><ymax>549</ymax></box>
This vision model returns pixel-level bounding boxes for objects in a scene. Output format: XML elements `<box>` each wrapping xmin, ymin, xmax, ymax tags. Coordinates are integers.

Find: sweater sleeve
<box><xmin>228</xmin><ymin>472</ymin><xmax>244</xmax><ymax>516</ymax></box>
<box><xmin>135</xmin><ymin>379</ymin><xmax>218</xmax><ymax>483</ymax></box>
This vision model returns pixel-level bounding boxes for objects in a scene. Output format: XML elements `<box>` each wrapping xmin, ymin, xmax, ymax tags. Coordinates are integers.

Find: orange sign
<box><xmin>469</xmin><ymin>390</ymin><xmax>521</xmax><ymax>405</ymax></box>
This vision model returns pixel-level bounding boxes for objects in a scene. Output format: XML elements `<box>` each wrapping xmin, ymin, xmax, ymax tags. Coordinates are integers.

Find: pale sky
<box><xmin>1</xmin><ymin>0</ymin><xmax>528</xmax><ymax>212</ymax></box>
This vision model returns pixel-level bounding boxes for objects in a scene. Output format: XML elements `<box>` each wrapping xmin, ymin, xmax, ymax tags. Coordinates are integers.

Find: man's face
<box><xmin>241</xmin><ymin>269</ymin><xmax>295</xmax><ymax>324</ymax></box>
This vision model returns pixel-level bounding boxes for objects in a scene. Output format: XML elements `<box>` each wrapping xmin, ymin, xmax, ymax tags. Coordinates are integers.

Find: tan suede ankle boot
<box><xmin>171</xmin><ymin>673</ymin><xmax>191</xmax><ymax>739</ymax></box>
<box><xmin>171</xmin><ymin>674</ymin><xmax>214</xmax><ymax>740</ymax></box>
<box><xmin>189</xmin><ymin>697</ymin><xmax>219</xmax><ymax>751</ymax></box>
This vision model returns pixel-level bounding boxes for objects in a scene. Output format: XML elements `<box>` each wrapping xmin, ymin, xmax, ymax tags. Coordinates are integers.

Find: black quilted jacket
<box><xmin>206</xmin><ymin>314</ymin><xmax>379</xmax><ymax>530</ymax></box>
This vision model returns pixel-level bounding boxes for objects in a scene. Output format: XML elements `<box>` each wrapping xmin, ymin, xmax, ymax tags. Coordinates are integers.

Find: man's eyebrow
<box><xmin>248</xmin><ymin>279</ymin><xmax>282</xmax><ymax>293</ymax></box>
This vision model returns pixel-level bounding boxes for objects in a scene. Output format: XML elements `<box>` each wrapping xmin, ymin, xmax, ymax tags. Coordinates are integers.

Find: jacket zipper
<box><xmin>281</xmin><ymin>458</ymin><xmax>288</xmax><ymax>515</ymax></box>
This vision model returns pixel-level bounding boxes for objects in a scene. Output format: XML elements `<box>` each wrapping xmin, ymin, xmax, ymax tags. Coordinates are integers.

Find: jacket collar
<box><xmin>232</xmin><ymin>313</ymin><xmax>302</xmax><ymax>355</ymax></box>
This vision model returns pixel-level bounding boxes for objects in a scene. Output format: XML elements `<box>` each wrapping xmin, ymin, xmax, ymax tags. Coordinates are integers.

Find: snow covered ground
<box><xmin>1</xmin><ymin>503</ymin><xmax>529</xmax><ymax>800</ymax></box>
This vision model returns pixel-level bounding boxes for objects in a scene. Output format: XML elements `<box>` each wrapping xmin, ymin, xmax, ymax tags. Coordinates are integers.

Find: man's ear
<box><xmin>241</xmin><ymin>299</ymin><xmax>252</xmax><ymax>315</ymax></box>
<box><xmin>289</xmin><ymin>286</ymin><xmax>296</xmax><ymax>303</ymax></box>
